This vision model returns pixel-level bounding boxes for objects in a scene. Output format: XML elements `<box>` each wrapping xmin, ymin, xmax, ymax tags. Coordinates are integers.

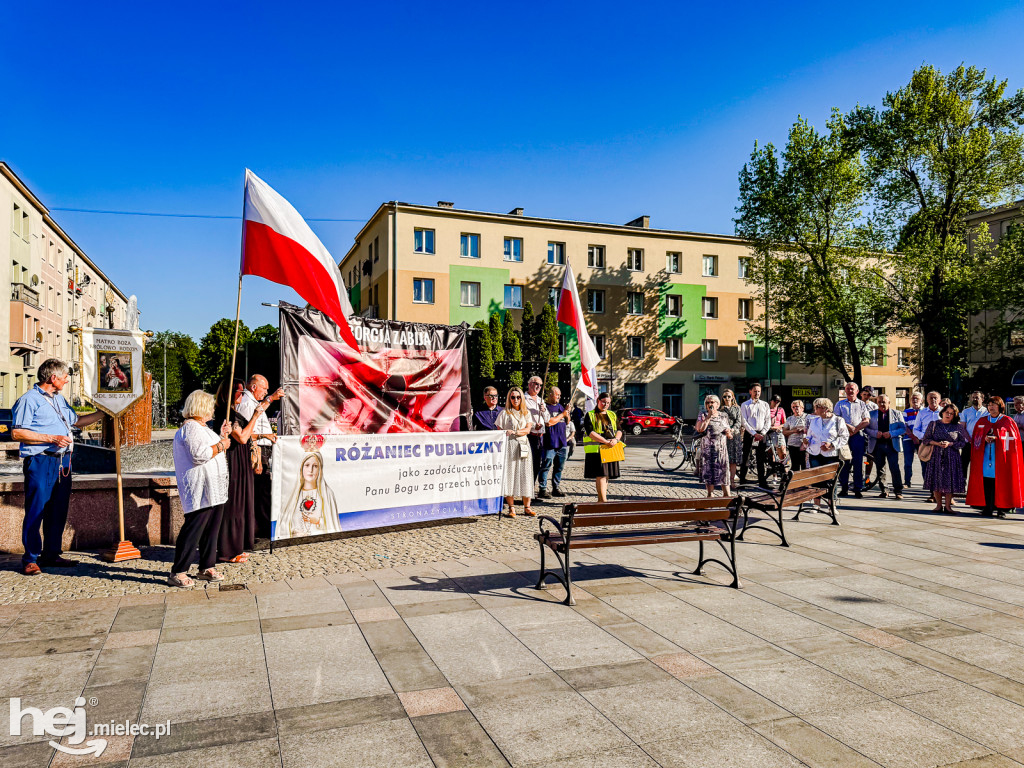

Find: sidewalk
<box><xmin>3</xmin><ymin>489</ymin><xmax>1024</xmax><ymax>767</ymax></box>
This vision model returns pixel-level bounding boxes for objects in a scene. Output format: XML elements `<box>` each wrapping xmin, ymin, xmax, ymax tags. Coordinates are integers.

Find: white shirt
<box><xmin>913</xmin><ymin>406</ymin><xmax>941</xmax><ymax>441</ymax></box>
<box><xmin>523</xmin><ymin>392</ymin><xmax>548</xmax><ymax>436</ymax></box>
<box><xmin>740</xmin><ymin>399</ymin><xmax>770</xmax><ymax>436</ymax></box>
<box><xmin>834</xmin><ymin>397</ymin><xmax>871</xmax><ymax>433</ymax></box>
<box><xmin>236</xmin><ymin>390</ymin><xmax>273</xmax><ymax>447</ymax></box>
<box><xmin>805</xmin><ymin>414</ymin><xmax>850</xmax><ymax>458</ymax></box>
<box><xmin>173</xmin><ymin>420</ymin><xmax>229</xmax><ymax>514</ymax></box>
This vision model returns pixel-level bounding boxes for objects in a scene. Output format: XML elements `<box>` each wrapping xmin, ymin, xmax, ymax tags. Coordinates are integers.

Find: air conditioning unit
<box><xmin>832</xmin><ymin>378</ymin><xmax>845</xmax><ymax>387</ymax></box>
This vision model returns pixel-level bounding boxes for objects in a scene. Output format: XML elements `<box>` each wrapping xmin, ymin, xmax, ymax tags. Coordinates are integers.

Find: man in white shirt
<box><xmin>523</xmin><ymin>376</ymin><xmax>549</xmax><ymax>487</ymax></box>
<box><xmin>739</xmin><ymin>383</ymin><xmax>770</xmax><ymax>486</ymax></box>
<box><xmin>960</xmin><ymin>391</ymin><xmax>987</xmax><ymax>475</ymax></box>
<box><xmin>834</xmin><ymin>382</ymin><xmax>871</xmax><ymax>498</ymax></box>
<box><xmin>912</xmin><ymin>391</ymin><xmax>943</xmax><ymax>473</ymax></box>
<box><xmin>235</xmin><ymin>374</ymin><xmax>283</xmax><ymax>539</ymax></box>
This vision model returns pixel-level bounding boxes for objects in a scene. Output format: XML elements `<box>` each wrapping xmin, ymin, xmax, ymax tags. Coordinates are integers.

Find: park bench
<box><xmin>738</xmin><ymin>463</ymin><xmax>841</xmax><ymax>547</ymax></box>
<box><xmin>533</xmin><ymin>497</ymin><xmax>743</xmax><ymax>605</ymax></box>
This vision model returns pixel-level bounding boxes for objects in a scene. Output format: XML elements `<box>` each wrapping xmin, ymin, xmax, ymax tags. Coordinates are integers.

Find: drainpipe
<box><xmin>391</xmin><ymin>205</ymin><xmax>398</xmax><ymax>321</ymax></box>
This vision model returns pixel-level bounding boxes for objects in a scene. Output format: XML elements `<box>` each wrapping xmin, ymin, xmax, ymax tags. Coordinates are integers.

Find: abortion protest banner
<box><xmin>270</xmin><ymin>431</ymin><xmax>506</xmax><ymax>540</ymax></box>
<box><xmin>277</xmin><ymin>302</ymin><xmax>472</xmax><ymax>436</ymax></box>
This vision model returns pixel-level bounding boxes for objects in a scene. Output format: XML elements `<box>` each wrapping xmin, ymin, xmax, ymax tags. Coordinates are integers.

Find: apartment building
<box><xmin>0</xmin><ymin>162</ymin><xmax>130</xmax><ymax>406</ymax></box>
<box><xmin>339</xmin><ymin>202</ymin><xmax>918</xmax><ymax>418</ymax></box>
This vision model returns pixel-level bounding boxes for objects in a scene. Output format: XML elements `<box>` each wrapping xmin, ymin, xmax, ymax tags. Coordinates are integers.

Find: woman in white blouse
<box><xmin>802</xmin><ymin>397</ymin><xmax>850</xmax><ymax>510</ymax></box>
<box><xmin>170</xmin><ymin>390</ymin><xmax>231</xmax><ymax>587</ymax></box>
<box><xmin>496</xmin><ymin>387</ymin><xmax>534</xmax><ymax>517</ymax></box>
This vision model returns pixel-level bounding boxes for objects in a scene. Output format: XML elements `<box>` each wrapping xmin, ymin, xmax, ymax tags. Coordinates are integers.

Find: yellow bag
<box><xmin>600</xmin><ymin>441</ymin><xmax>625</xmax><ymax>463</ymax></box>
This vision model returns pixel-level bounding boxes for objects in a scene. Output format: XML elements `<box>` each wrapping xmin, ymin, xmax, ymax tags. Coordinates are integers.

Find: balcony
<box><xmin>11</xmin><ymin>283</ymin><xmax>40</xmax><ymax>309</ymax></box>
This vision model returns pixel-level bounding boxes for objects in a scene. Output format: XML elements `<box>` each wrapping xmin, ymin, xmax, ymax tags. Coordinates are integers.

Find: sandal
<box><xmin>196</xmin><ymin>568</ymin><xmax>224</xmax><ymax>582</ymax></box>
<box><xmin>167</xmin><ymin>573</ymin><xmax>194</xmax><ymax>588</ymax></box>
<box><xmin>229</xmin><ymin>553</ymin><xmax>249</xmax><ymax>563</ymax></box>
<box><xmin>523</xmin><ymin>507</ymin><xmax>537</xmax><ymax>517</ymax></box>
<box><xmin>930</xmin><ymin>506</ymin><xmax>943</xmax><ymax>513</ymax></box>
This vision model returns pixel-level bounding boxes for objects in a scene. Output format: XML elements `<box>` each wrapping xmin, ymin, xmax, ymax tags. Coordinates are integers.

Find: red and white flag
<box><xmin>556</xmin><ymin>262</ymin><xmax>600</xmax><ymax>408</ymax></box>
<box><xmin>242</xmin><ymin>169</ymin><xmax>359</xmax><ymax>349</ymax></box>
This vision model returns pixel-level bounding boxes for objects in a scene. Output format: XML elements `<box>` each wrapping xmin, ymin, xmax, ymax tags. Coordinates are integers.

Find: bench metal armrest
<box><xmin>537</xmin><ymin>515</ymin><xmax>569</xmax><ymax>549</ymax></box>
<box><xmin>749</xmin><ymin>486</ymin><xmax>780</xmax><ymax>499</ymax></box>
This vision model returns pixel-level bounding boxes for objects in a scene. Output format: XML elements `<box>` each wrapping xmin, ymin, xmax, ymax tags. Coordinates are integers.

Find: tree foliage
<box><xmin>848</xmin><ymin>64</ymin><xmax>1024</xmax><ymax>393</ymax></box>
<box><xmin>197</xmin><ymin>319</ymin><xmax>250</xmax><ymax>388</ymax></box>
<box><xmin>735</xmin><ymin>113</ymin><xmax>891</xmax><ymax>385</ymax></box>
<box><xmin>520</xmin><ymin>301</ymin><xmax>537</xmax><ymax>360</ymax></box>
<box><xmin>144</xmin><ymin>330</ymin><xmax>200</xmax><ymax>418</ymax></box>
<box><xmin>501</xmin><ymin>311</ymin><xmax>522</xmax><ymax>387</ymax></box>
<box><xmin>488</xmin><ymin>311</ymin><xmax>504</xmax><ymax>363</ymax></box>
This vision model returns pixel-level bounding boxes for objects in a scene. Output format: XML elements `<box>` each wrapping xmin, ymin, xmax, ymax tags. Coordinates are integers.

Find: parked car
<box><xmin>620</xmin><ymin>407</ymin><xmax>677</xmax><ymax>435</ymax></box>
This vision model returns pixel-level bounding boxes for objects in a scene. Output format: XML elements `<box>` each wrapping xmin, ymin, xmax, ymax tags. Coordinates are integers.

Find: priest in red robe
<box><xmin>966</xmin><ymin>396</ymin><xmax>1024</xmax><ymax>517</ymax></box>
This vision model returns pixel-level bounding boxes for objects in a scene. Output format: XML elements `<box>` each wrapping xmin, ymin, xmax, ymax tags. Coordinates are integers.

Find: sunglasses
<box><xmin>510</xmin><ymin>395</ymin><xmax>522</xmax><ymax>400</ymax></box>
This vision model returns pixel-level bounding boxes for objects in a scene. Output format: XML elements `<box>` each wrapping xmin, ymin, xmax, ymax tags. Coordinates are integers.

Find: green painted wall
<box><xmin>658</xmin><ymin>283</ymin><xmax>707</xmax><ymax>342</ymax></box>
<box><xmin>745</xmin><ymin>332</ymin><xmax>786</xmax><ymax>380</ymax></box>
<box><xmin>560</xmin><ymin>320</ymin><xmax>580</xmax><ymax>367</ymax></box>
<box><xmin>448</xmin><ymin>265</ymin><xmax>509</xmax><ymax>325</ymax></box>
<box><xmin>350</xmin><ymin>284</ymin><xmax>361</xmax><ymax>314</ymax></box>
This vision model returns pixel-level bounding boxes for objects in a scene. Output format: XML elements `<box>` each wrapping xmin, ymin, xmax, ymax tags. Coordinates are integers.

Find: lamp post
<box><xmin>163</xmin><ymin>338</ymin><xmax>175</xmax><ymax>428</ymax></box>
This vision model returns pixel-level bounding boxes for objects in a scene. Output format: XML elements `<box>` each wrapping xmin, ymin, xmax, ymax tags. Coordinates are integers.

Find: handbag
<box><xmin>837</xmin><ymin>444</ymin><xmax>852</xmax><ymax>461</ymax></box>
<box><xmin>249</xmin><ymin>437</ymin><xmax>263</xmax><ymax>475</ymax></box>
<box><xmin>917</xmin><ymin>442</ymin><xmax>933</xmax><ymax>462</ymax></box>
<box><xmin>600</xmin><ymin>441</ymin><xmax>625</xmax><ymax>463</ymax></box>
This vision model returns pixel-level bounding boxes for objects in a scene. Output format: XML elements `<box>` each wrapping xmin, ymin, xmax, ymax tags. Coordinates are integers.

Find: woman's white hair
<box><xmin>704</xmin><ymin>394</ymin><xmax>720</xmax><ymax>407</ymax></box>
<box><xmin>182</xmin><ymin>390</ymin><xmax>216</xmax><ymax>420</ymax></box>
<box><xmin>813</xmin><ymin>397</ymin><xmax>834</xmax><ymax>412</ymax></box>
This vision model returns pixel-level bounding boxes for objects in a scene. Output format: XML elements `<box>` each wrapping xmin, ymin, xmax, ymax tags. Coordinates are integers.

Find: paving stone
<box><xmin>275</xmin><ymin>694</ymin><xmax>407</xmax><ymax>736</ymax></box>
<box><xmin>896</xmin><ymin>682</ymin><xmax>1024</xmax><ymax>751</ymax></box>
<box><xmin>751</xmin><ymin>716</ymin><xmax>883</xmax><ymax>768</ymax></box>
<box><xmin>358</xmin><ymin>618</ymin><xmax>449</xmax><ymax>692</ymax></box>
<box><xmin>520</xmin><ymin>745</ymin><xmax>661</xmax><ymax>768</ymax></box>
<box><xmin>397</xmin><ymin>686</ymin><xmax>465</xmax><ymax>718</ymax></box>
<box><xmin>0</xmin><ymin>649</ymin><xmax>98</xmax><ymax>695</ymax></box>
<box><xmin>259</xmin><ymin>610</ymin><xmax>354</xmax><ymax>633</ymax></box>
<box><xmin>104</xmin><ymin>629</ymin><xmax>160</xmax><ymax>649</ymax></box>
<box><xmin>88</xmin><ymin>644</ymin><xmax>157</xmax><ymax>687</ymax></box>
<box><xmin>278</xmin><ymin>717</ymin><xmax>432</xmax><ymax>768</ymax></box>
<box><xmin>557</xmin><ymin>659</ymin><xmax>672</xmax><ymax>692</ymax></box>
<box><xmin>644</xmin><ymin>724</ymin><xmax>809</xmax><ymax>768</ymax></box>
<box><xmin>411</xmin><ymin>710</ymin><xmax>511</xmax><ymax>768</ymax></box>
<box><xmin>110</xmin><ymin>603</ymin><xmax>165</xmax><ymax>632</ymax></box>
<box><xmin>128</xmin><ymin>736</ymin><xmax>282</xmax><ymax>767</ymax></box>
<box><xmin>132</xmin><ymin>711</ymin><xmax>277</xmax><ymax>758</ymax></box>
<box><xmin>159</xmin><ymin>618</ymin><xmax>261</xmax><ymax>643</ymax></box>
<box><xmin>0</xmin><ymin>633</ymin><xmax>105</xmax><ymax>658</ymax></box>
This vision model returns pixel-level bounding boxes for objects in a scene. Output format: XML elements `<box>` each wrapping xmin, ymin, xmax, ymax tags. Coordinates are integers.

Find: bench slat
<box><xmin>785</xmin><ymin>466</ymin><xmax>840</xmax><ymax>491</ymax></box>
<box><xmin>555</xmin><ymin>529</ymin><xmax>724</xmax><ymax>549</ymax></box>
<box><xmin>568</xmin><ymin>498</ymin><xmax>738</xmax><ymax>516</ymax></box>
<box><xmin>571</xmin><ymin>509</ymin><xmax>732</xmax><ymax>528</ymax></box>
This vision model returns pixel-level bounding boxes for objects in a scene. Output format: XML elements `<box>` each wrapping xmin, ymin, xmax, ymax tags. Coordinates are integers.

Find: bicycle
<box><xmin>656</xmin><ymin>423</ymin><xmax>697</xmax><ymax>472</ymax></box>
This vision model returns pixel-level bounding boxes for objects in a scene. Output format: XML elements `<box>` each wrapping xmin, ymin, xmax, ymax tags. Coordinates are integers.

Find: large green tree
<box><xmin>144</xmin><ymin>330</ymin><xmax>200</xmax><ymax>419</ymax></box>
<box><xmin>848</xmin><ymin>64</ymin><xmax>1024</xmax><ymax>393</ymax></box>
<box><xmin>519</xmin><ymin>301</ymin><xmax>537</xmax><ymax>360</ymax></box>
<box><xmin>736</xmin><ymin>113</ymin><xmax>891</xmax><ymax>385</ymax></box>
<box><xmin>198</xmin><ymin>319</ymin><xmax>250</xmax><ymax>389</ymax></box>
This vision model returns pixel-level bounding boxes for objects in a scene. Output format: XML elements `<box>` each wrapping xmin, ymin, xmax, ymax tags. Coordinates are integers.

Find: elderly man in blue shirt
<box><xmin>12</xmin><ymin>359</ymin><xmax>104</xmax><ymax>576</ymax></box>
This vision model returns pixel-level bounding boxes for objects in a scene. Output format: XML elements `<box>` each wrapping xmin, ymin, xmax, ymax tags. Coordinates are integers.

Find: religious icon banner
<box><xmin>81</xmin><ymin>329</ymin><xmax>148</xmax><ymax>416</ymax></box>
<box><xmin>277</xmin><ymin>302</ymin><xmax>472</xmax><ymax>437</ymax></box>
<box><xmin>269</xmin><ymin>431</ymin><xmax>506</xmax><ymax>540</ymax></box>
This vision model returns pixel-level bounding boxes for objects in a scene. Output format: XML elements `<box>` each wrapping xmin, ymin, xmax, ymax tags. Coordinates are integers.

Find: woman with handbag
<box><xmin>694</xmin><ymin>394</ymin><xmax>734</xmax><ymax>498</ymax></box>
<box><xmin>496</xmin><ymin>387</ymin><xmax>535</xmax><ymax>517</ymax></box>
<box><xmin>584</xmin><ymin>392</ymin><xmax>623</xmax><ymax>503</ymax></box>
<box><xmin>802</xmin><ymin>398</ymin><xmax>850</xmax><ymax>511</ymax></box>
<box><xmin>921</xmin><ymin>404</ymin><xmax>969</xmax><ymax>513</ymax></box>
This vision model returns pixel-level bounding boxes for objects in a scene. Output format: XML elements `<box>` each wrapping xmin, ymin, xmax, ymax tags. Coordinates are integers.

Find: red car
<box><xmin>620</xmin><ymin>407</ymin><xmax>677</xmax><ymax>436</ymax></box>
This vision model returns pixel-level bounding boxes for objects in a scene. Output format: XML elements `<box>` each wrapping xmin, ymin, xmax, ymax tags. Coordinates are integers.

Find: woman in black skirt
<box><xmin>583</xmin><ymin>392</ymin><xmax>623</xmax><ymax>502</ymax></box>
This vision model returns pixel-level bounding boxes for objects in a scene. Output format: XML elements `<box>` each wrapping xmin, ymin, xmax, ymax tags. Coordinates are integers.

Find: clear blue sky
<box><xmin>3</xmin><ymin>1</ymin><xmax>1022</xmax><ymax>340</ymax></box>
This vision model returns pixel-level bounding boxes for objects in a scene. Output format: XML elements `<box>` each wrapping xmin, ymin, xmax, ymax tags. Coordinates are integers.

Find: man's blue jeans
<box><xmin>22</xmin><ymin>453</ymin><xmax>73</xmax><ymax>565</ymax></box>
<box><xmin>539</xmin><ymin>447</ymin><xmax>568</xmax><ymax>490</ymax></box>
<box><xmin>840</xmin><ymin>433</ymin><xmax>866</xmax><ymax>493</ymax></box>
<box><xmin>903</xmin><ymin>438</ymin><xmax>915</xmax><ymax>484</ymax></box>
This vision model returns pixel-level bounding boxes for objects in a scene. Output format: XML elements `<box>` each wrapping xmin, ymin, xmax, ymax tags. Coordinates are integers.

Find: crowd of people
<box><xmin>693</xmin><ymin>381</ymin><xmax>1024</xmax><ymax>518</ymax></box>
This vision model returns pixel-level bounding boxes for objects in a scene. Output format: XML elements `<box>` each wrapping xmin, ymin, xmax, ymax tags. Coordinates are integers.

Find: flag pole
<box><xmin>225</xmin><ymin>171</ymin><xmax>247</xmax><ymax>424</ymax></box>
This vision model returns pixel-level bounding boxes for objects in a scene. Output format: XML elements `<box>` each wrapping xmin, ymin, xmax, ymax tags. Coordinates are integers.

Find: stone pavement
<box><xmin>4</xmin><ymin>481</ymin><xmax>1024</xmax><ymax>765</ymax></box>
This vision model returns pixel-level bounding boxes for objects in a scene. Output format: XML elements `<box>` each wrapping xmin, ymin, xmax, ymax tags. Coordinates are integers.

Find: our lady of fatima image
<box><xmin>277</xmin><ymin>450</ymin><xmax>342</xmax><ymax>538</ymax></box>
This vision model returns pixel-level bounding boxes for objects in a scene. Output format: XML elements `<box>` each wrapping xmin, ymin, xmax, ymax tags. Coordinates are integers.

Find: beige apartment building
<box><xmin>340</xmin><ymin>202</ymin><xmax>918</xmax><ymax>418</ymax></box>
<box><xmin>0</xmin><ymin>162</ymin><xmax>130</xmax><ymax>407</ymax></box>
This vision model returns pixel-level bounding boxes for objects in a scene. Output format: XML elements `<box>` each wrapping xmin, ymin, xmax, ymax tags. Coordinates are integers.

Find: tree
<box><xmin>245</xmin><ymin>324</ymin><xmax>280</xmax><ymax>388</ymax></box>
<box><xmin>144</xmin><ymin>330</ymin><xmax>200</xmax><ymax>419</ymax></box>
<box><xmin>488</xmin><ymin>312</ymin><xmax>504</xmax><ymax>363</ymax></box>
<box><xmin>848</xmin><ymin>64</ymin><xmax>1024</xmax><ymax>394</ymax></box>
<box><xmin>536</xmin><ymin>302</ymin><xmax>560</xmax><ymax>387</ymax></box>
<box><xmin>469</xmin><ymin>320</ymin><xmax>495</xmax><ymax>379</ymax></box>
<box><xmin>735</xmin><ymin>113</ymin><xmax>891</xmax><ymax>385</ymax></box>
<box><xmin>198</xmin><ymin>319</ymin><xmax>250</xmax><ymax>389</ymax></box>
<box><xmin>520</xmin><ymin>301</ymin><xmax>537</xmax><ymax>360</ymax></box>
<box><xmin>502</xmin><ymin>311</ymin><xmax>522</xmax><ymax>387</ymax></box>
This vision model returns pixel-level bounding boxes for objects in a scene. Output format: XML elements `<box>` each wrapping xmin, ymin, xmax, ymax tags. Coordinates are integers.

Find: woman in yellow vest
<box><xmin>584</xmin><ymin>392</ymin><xmax>623</xmax><ymax>502</ymax></box>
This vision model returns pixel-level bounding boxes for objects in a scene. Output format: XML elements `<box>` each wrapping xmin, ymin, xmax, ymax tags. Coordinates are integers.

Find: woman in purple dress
<box><xmin>923</xmin><ymin>404</ymin><xmax>970</xmax><ymax>513</ymax></box>
<box><xmin>695</xmin><ymin>394</ymin><xmax>734</xmax><ymax>498</ymax></box>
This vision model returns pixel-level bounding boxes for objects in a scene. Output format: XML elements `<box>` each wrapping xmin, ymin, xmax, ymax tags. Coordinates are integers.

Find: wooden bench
<box><xmin>738</xmin><ymin>463</ymin><xmax>841</xmax><ymax>547</ymax></box>
<box><xmin>533</xmin><ymin>498</ymin><xmax>744</xmax><ymax>605</ymax></box>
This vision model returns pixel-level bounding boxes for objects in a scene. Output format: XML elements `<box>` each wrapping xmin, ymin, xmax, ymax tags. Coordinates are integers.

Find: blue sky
<box><xmin>3</xmin><ymin>1</ymin><xmax>1022</xmax><ymax>339</ymax></box>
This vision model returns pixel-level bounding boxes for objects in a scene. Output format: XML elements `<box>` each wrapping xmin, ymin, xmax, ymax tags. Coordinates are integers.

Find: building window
<box><xmin>593</xmin><ymin>334</ymin><xmax>605</xmax><ymax>359</ymax></box>
<box><xmin>666</xmin><ymin>338</ymin><xmax>681</xmax><ymax>360</ymax></box>
<box><xmin>627</xmin><ymin>292</ymin><xmax>644</xmax><ymax>315</ymax></box>
<box><xmin>666</xmin><ymin>252</ymin><xmax>681</xmax><ymax>273</ymax></box>
<box><xmin>895</xmin><ymin>387</ymin><xmax>909</xmax><ymax>410</ymax></box>
<box><xmin>702</xmin><ymin>255</ymin><xmax>718</xmax><ymax>277</ymax></box>
<box><xmin>801</xmin><ymin>342</ymin><xmax>815</xmax><ymax>363</ymax></box>
<box><xmin>898</xmin><ymin>347</ymin><xmax>910</xmax><ymax>367</ymax></box>
<box><xmin>663</xmin><ymin>383</ymin><xmax>684</xmax><ymax>417</ymax></box>
<box><xmin>779</xmin><ymin>341</ymin><xmax>792</xmax><ymax>363</ymax></box>
<box><xmin>625</xmin><ymin>383</ymin><xmax>647</xmax><ymax>409</ymax></box>
<box><xmin>738</xmin><ymin>299</ymin><xmax>752</xmax><ymax>320</ymax></box>
<box><xmin>503</xmin><ymin>284</ymin><xmax>522</xmax><ymax>309</ymax></box>
<box><xmin>627</xmin><ymin>248</ymin><xmax>644</xmax><ymax>271</ymax></box>
<box><xmin>412</xmin><ymin>278</ymin><xmax>434</xmax><ymax>304</ymax></box>
<box><xmin>871</xmin><ymin>345</ymin><xmax>884</xmax><ymax>366</ymax></box>
<box><xmin>460</xmin><ymin>281</ymin><xmax>481</xmax><ymax>307</ymax></box>
<box><xmin>558</xmin><ymin>333</ymin><xmax>567</xmax><ymax>357</ymax></box>
<box><xmin>413</xmin><ymin>228</ymin><xmax>435</xmax><ymax>254</ymax></box>
<box><xmin>547</xmin><ymin>242</ymin><xmax>566</xmax><ymax>265</ymax></box>
<box><xmin>738</xmin><ymin>257</ymin><xmax>750</xmax><ymax>279</ymax></box>
<box><xmin>628</xmin><ymin>336</ymin><xmax>644</xmax><ymax>359</ymax></box>
<box><xmin>504</xmin><ymin>237</ymin><xmax>523</xmax><ymax>262</ymax></box>
<box><xmin>373</xmin><ymin>236</ymin><xmax>380</xmax><ymax>262</ymax></box>
<box><xmin>666</xmin><ymin>294</ymin><xmax>681</xmax><ymax>317</ymax></box>
<box><xmin>588</xmin><ymin>245</ymin><xmax>605</xmax><ymax>268</ymax></box>
<box><xmin>460</xmin><ymin>233</ymin><xmax>480</xmax><ymax>259</ymax></box>
<box><xmin>587</xmin><ymin>289</ymin><xmax>605</xmax><ymax>314</ymax></box>
<box><xmin>548</xmin><ymin>287</ymin><xmax>559</xmax><ymax>307</ymax></box>
<box><xmin>738</xmin><ymin>340</ymin><xmax>754</xmax><ymax>361</ymax></box>
<box><xmin>701</xmin><ymin>339</ymin><xmax>718</xmax><ymax>361</ymax></box>
<box><xmin>702</xmin><ymin>297</ymin><xmax>718</xmax><ymax>319</ymax></box>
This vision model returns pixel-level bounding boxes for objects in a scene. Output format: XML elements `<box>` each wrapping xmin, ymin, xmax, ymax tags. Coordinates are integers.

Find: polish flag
<box><xmin>556</xmin><ymin>262</ymin><xmax>600</xmax><ymax>409</ymax></box>
<box><xmin>242</xmin><ymin>169</ymin><xmax>359</xmax><ymax>348</ymax></box>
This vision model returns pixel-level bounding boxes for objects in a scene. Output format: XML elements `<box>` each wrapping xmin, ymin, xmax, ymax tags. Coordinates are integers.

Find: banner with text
<box><xmin>81</xmin><ymin>329</ymin><xmax>148</xmax><ymax>416</ymax></box>
<box><xmin>270</xmin><ymin>431</ymin><xmax>506</xmax><ymax>540</ymax></box>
